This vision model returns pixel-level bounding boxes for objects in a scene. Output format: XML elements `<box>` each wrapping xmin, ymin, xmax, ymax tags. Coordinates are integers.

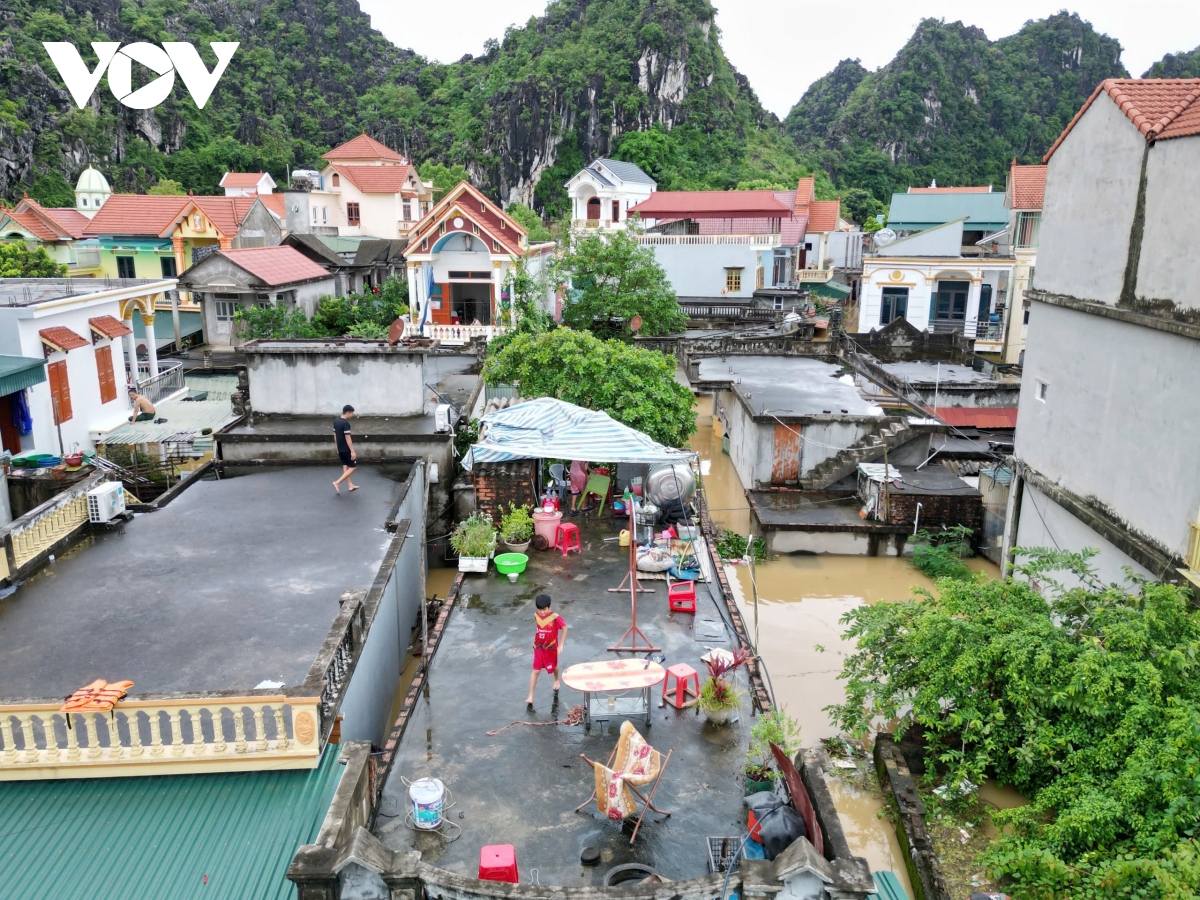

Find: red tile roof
<box><xmin>41</xmin><ymin>206</ymin><xmax>90</xmax><ymax>238</ymax></box>
<box><xmin>3</xmin><ymin>206</ymin><xmax>62</xmax><ymax>241</ymax></box>
<box><xmin>794</xmin><ymin>176</ymin><xmax>816</xmax><ymax>212</ymax></box>
<box><xmin>39</xmin><ymin>326</ymin><xmax>89</xmax><ymax>352</ymax></box>
<box><xmin>220</xmin><ymin>246</ymin><xmax>333</xmax><ymax>286</ymax></box>
<box><xmin>258</xmin><ymin>193</ymin><xmax>285</xmax><ymax>219</ymax></box>
<box><xmin>407</xmin><ymin>181</ymin><xmax>526</xmax><ymax>258</ymax></box>
<box><xmin>188</xmin><ymin>197</ymin><xmax>259</xmax><ymax>235</ymax></box>
<box><xmin>1045</xmin><ymin>78</ymin><xmax>1200</xmax><ymax>161</ymax></box>
<box><xmin>83</xmin><ymin>195</ymin><xmax>191</xmax><ymax>237</ymax></box>
<box><xmin>908</xmin><ymin>186</ymin><xmax>993</xmax><ymax>194</ymax></box>
<box><xmin>322</xmin><ymin>134</ymin><xmax>405</xmax><ymax>162</ymax></box>
<box><xmin>808</xmin><ymin>199</ymin><xmax>841</xmax><ymax>233</ymax></box>
<box><xmin>219</xmin><ymin>172</ymin><xmax>267</xmax><ymax>188</ymax></box>
<box><xmin>630</xmin><ymin>190</ymin><xmax>791</xmax><ymax>219</ymax></box>
<box><xmin>1008</xmin><ymin>164</ymin><xmax>1046</xmax><ymax>210</ymax></box>
<box><xmin>933</xmin><ymin>407</ymin><xmax>1018</xmax><ymax>429</ymax></box>
<box><xmin>88</xmin><ymin>315</ymin><xmax>133</xmax><ymax>339</ymax></box>
<box><xmin>331</xmin><ymin>164</ymin><xmax>419</xmax><ymax>194</ymax></box>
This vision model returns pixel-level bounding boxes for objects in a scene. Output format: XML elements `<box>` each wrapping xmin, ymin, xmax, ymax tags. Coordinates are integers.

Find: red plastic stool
<box><xmin>479</xmin><ymin>844</ymin><xmax>519</xmax><ymax>883</ymax></box>
<box><xmin>668</xmin><ymin>579</ymin><xmax>697</xmax><ymax>614</ymax></box>
<box><xmin>555</xmin><ymin>522</ymin><xmax>581</xmax><ymax>556</ymax></box>
<box><xmin>662</xmin><ymin>663</ymin><xmax>700</xmax><ymax>709</ymax></box>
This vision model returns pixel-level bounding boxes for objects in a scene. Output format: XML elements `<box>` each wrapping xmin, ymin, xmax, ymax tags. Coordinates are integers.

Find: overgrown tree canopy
<box><xmin>831</xmin><ymin>549</ymin><xmax>1200</xmax><ymax>899</ymax></box>
<box><xmin>558</xmin><ymin>230</ymin><xmax>686</xmax><ymax>337</ymax></box>
<box><xmin>505</xmin><ymin>203</ymin><xmax>552</xmax><ymax>243</ymax></box>
<box><xmin>482</xmin><ymin>329</ymin><xmax>695</xmax><ymax>448</ymax></box>
<box><xmin>0</xmin><ymin>243</ymin><xmax>66</xmax><ymax>277</ymax></box>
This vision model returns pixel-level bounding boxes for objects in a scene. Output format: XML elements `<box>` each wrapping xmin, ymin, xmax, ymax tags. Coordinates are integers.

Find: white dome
<box><xmin>75</xmin><ymin>166</ymin><xmax>111</xmax><ymax>195</ymax></box>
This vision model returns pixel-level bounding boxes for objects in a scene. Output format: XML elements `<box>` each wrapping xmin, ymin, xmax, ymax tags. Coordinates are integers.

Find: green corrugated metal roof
<box><xmin>0</xmin><ymin>745</ymin><xmax>342</xmax><ymax>900</ymax></box>
<box><xmin>812</xmin><ymin>280</ymin><xmax>852</xmax><ymax>299</ymax></box>
<box><xmin>887</xmin><ymin>191</ymin><xmax>1008</xmax><ymax>232</ymax></box>
<box><xmin>0</xmin><ymin>355</ymin><xmax>47</xmax><ymax>396</ymax></box>
<box><xmin>872</xmin><ymin>870</ymin><xmax>911</xmax><ymax>900</ymax></box>
<box><xmin>100</xmin><ymin>375</ymin><xmax>239</xmax><ymax>445</ymax></box>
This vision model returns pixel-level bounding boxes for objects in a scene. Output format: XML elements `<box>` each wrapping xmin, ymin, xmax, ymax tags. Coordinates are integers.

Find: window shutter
<box><xmin>96</xmin><ymin>344</ymin><xmax>116</xmax><ymax>404</ymax></box>
<box><xmin>49</xmin><ymin>360</ymin><xmax>73</xmax><ymax>423</ymax></box>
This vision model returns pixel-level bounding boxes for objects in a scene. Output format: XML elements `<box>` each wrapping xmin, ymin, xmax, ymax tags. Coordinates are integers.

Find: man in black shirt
<box><xmin>332</xmin><ymin>404</ymin><xmax>359</xmax><ymax>494</ymax></box>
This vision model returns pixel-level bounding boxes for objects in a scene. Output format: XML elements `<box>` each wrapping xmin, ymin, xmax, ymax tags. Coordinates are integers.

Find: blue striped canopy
<box><xmin>462</xmin><ymin>397</ymin><xmax>694</xmax><ymax>470</ymax></box>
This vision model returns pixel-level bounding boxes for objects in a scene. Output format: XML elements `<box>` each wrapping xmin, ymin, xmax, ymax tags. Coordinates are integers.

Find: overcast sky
<box><xmin>360</xmin><ymin>1</ymin><xmax>1200</xmax><ymax>117</ymax></box>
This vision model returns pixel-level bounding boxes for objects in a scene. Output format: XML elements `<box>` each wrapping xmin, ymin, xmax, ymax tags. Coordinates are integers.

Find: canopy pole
<box><xmin>609</xmin><ymin>500</ymin><xmax>660</xmax><ymax>653</ymax></box>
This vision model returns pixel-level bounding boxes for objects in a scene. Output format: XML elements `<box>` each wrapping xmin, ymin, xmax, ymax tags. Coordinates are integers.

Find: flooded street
<box><xmin>689</xmin><ymin>397</ymin><xmax>1005</xmax><ymax>896</ymax></box>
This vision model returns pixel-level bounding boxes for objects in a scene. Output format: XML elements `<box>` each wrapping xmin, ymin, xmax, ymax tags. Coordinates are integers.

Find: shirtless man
<box><xmin>127</xmin><ymin>389</ymin><xmax>155</xmax><ymax>422</ymax></box>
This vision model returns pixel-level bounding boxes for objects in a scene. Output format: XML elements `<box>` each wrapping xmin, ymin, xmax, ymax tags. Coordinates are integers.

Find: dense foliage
<box><xmin>786</xmin><ymin>14</ymin><xmax>1130</xmax><ymax>202</ymax></box>
<box><xmin>558</xmin><ymin>230</ymin><xmax>686</xmax><ymax>337</ymax></box>
<box><xmin>236</xmin><ymin>278</ymin><xmax>407</xmax><ymax>340</ymax></box>
<box><xmin>1144</xmin><ymin>46</ymin><xmax>1200</xmax><ymax>78</ymax></box>
<box><xmin>504</xmin><ymin>203</ymin><xmax>553</xmax><ymax>243</ymax></box>
<box><xmin>481</xmin><ymin>328</ymin><xmax>695</xmax><ymax>448</ymax></box>
<box><xmin>0</xmin><ymin>243</ymin><xmax>66</xmax><ymax>277</ymax></box>
<box><xmin>909</xmin><ymin>526</ymin><xmax>973</xmax><ymax>580</ymax></box>
<box><xmin>831</xmin><ymin>549</ymin><xmax>1200</xmax><ymax>899</ymax></box>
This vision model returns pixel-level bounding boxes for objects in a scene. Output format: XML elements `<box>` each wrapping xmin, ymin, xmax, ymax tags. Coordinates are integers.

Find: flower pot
<box><xmin>503</xmin><ymin>539</ymin><xmax>531</xmax><ymax>553</ymax></box>
<box><xmin>458</xmin><ymin>556</ymin><xmax>490</xmax><ymax>573</ymax></box>
<box><xmin>703</xmin><ymin>706</ymin><xmax>736</xmax><ymax>725</ymax></box>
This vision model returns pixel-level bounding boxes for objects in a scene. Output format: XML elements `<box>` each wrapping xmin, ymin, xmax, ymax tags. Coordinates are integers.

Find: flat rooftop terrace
<box><xmin>376</xmin><ymin>517</ymin><xmax>751</xmax><ymax>883</ymax></box>
<box><xmin>0</xmin><ymin>465</ymin><xmax>409</xmax><ymax>701</ymax></box>
<box><xmin>696</xmin><ymin>356</ymin><xmax>883</xmax><ymax>419</ymax></box>
<box><xmin>879</xmin><ymin>360</ymin><xmax>1017</xmax><ymax>386</ymax></box>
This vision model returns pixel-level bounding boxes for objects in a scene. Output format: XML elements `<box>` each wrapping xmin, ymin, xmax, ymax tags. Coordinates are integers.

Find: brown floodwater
<box><xmin>826</xmin><ymin>776</ymin><xmax>914</xmax><ymax>895</ymax></box>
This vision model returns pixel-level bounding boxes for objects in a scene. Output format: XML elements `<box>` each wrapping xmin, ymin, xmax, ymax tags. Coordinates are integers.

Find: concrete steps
<box><xmin>799</xmin><ymin>420</ymin><xmax>914</xmax><ymax>490</ymax></box>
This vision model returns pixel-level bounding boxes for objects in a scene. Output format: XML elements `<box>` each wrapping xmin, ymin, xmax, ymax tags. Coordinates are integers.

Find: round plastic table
<box><xmin>561</xmin><ymin>659</ymin><xmax>666</xmax><ymax>729</ymax></box>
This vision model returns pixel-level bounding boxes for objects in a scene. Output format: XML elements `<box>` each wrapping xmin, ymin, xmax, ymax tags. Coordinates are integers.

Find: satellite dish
<box><xmin>630</xmin><ymin>314</ymin><xmax>643</xmax><ymax>334</ymax></box>
<box><xmin>387</xmin><ymin>318</ymin><xmax>406</xmax><ymax>345</ymax></box>
<box><xmin>873</xmin><ymin>228</ymin><xmax>897</xmax><ymax>247</ymax></box>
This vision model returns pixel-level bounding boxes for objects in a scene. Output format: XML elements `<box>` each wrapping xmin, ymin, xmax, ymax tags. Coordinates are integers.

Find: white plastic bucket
<box><xmin>409</xmin><ymin>777</ymin><xmax>445</xmax><ymax>830</ymax></box>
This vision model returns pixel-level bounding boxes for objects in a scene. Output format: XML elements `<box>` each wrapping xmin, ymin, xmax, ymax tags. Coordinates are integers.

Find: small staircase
<box><xmin>799</xmin><ymin>419</ymin><xmax>915</xmax><ymax>490</ymax></box>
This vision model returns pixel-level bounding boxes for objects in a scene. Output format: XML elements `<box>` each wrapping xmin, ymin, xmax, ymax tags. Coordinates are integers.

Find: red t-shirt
<box><xmin>533</xmin><ymin>612</ymin><xmax>566</xmax><ymax>650</ymax></box>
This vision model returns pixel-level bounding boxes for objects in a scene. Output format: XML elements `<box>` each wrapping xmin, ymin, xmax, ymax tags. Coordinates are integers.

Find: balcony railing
<box><xmin>421</xmin><ymin>324</ymin><xmax>508</xmax><ymax>343</ymax></box>
<box><xmin>0</xmin><ymin>472</ymin><xmax>106</xmax><ymax>582</ymax></box>
<box><xmin>136</xmin><ymin>361</ymin><xmax>185</xmax><ymax>404</ymax></box>
<box><xmin>637</xmin><ymin>234</ymin><xmax>782</xmax><ymax>247</ymax></box>
<box><xmin>794</xmin><ymin>269</ymin><xmax>834</xmax><ymax>283</ymax></box>
<box><xmin>681</xmin><ymin>303</ymin><xmax>781</xmax><ymax>321</ymax></box>
<box><xmin>0</xmin><ymin>695</ymin><xmax>321</xmax><ymax>780</ymax></box>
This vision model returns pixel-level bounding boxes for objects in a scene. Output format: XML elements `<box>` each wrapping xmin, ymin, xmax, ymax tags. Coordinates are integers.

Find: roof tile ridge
<box><xmin>1147</xmin><ymin>85</ymin><xmax>1200</xmax><ymax>137</ymax></box>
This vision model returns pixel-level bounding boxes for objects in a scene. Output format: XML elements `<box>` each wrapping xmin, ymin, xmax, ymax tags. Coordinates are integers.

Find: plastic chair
<box><xmin>661</xmin><ymin>663</ymin><xmax>699</xmax><ymax>708</ymax></box>
<box><xmin>547</xmin><ymin>463</ymin><xmax>569</xmax><ymax>502</ymax></box>
<box><xmin>580</xmin><ymin>472</ymin><xmax>611</xmax><ymax>511</ymax></box>
<box><xmin>555</xmin><ymin>522</ymin><xmax>581</xmax><ymax>556</ymax></box>
<box><xmin>667</xmin><ymin>576</ymin><xmax>697</xmax><ymax>614</ymax></box>
<box><xmin>478</xmin><ymin>844</ymin><xmax>519</xmax><ymax>883</ymax></box>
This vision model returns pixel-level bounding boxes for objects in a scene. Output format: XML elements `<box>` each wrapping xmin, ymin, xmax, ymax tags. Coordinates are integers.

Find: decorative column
<box><xmin>965</xmin><ymin>277</ymin><xmax>983</xmax><ymax>338</ymax></box>
<box><xmin>142</xmin><ymin>312</ymin><xmax>159</xmax><ymax>377</ymax></box>
<box><xmin>168</xmin><ymin>291</ymin><xmax>181</xmax><ymax>351</ymax></box>
<box><xmin>218</xmin><ymin>236</ymin><xmax>232</xmax><ymax>251</ymax></box>
<box><xmin>172</xmin><ymin>237</ymin><xmax>188</xmax><ymax>304</ymax></box>
<box><xmin>493</xmin><ymin>259</ymin><xmax>505</xmax><ymax>329</ymax></box>
<box><xmin>123</xmin><ymin>317</ymin><xmax>139</xmax><ymax>388</ymax></box>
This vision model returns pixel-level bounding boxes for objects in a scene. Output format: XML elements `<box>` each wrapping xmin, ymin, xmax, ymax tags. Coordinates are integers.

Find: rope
<box><xmin>486</xmin><ymin>704</ymin><xmax>585</xmax><ymax>735</ymax></box>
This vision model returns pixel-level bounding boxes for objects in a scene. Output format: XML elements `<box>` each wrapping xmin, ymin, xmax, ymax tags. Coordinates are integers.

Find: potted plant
<box><xmin>697</xmin><ymin>647</ymin><xmax>750</xmax><ymax>725</ymax></box>
<box><xmin>744</xmin><ymin>709</ymin><xmax>802</xmax><ymax>794</ymax></box>
<box><xmin>499</xmin><ymin>502</ymin><xmax>534</xmax><ymax>552</ymax></box>
<box><xmin>451</xmin><ymin>513</ymin><xmax>496</xmax><ymax>573</ymax></box>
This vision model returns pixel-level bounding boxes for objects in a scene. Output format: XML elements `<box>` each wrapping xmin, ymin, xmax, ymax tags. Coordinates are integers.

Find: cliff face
<box><xmin>784</xmin><ymin>13</ymin><xmax>1130</xmax><ymax>198</ymax></box>
<box><xmin>1</xmin><ymin>0</ymin><xmax>798</xmax><ymax>213</ymax></box>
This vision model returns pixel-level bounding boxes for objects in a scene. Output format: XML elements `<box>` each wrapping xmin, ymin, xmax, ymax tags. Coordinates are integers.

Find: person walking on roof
<box><xmin>332</xmin><ymin>404</ymin><xmax>359</xmax><ymax>494</ymax></box>
<box><xmin>526</xmin><ymin>593</ymin><xmax>567</xmax><ymax>710</ymax></box>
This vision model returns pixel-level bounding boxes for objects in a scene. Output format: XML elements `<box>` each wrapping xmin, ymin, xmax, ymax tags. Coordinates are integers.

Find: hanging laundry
<box><xmin>12</xmin><ymin>389</ymin><xmax>33</xmax><ymax>435</ymax></box>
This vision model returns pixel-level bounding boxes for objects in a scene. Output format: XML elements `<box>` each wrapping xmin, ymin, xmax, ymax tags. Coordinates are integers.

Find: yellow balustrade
<box><xmin>795</xmin><ymin>269</ymin><xmax>834</xmax><ymax>283</ymax></box>
<box><xmin>0</xmin><ymin>696</ymin><xmax>321</xmax><ymax>780</ymax></box>
<box><xmin>9</xmin><ymin>493</ymin><xmax>90</xmax><ymax>569</ymax></box>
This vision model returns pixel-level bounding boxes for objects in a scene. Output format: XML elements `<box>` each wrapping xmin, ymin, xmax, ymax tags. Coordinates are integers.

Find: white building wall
<box><xmin>1035</xmin><ymin>94</ymin><xmax>1145</xmax><ymax>304</ymax></box>
<box><xmin>1015</xmin><ymin>301</ymin><xmax>1200</xmax><ymax>563</ymax></box>
<box><xmin>798</xmin><ymin>421</ymin><xmax>872</xmax><ymax>477</ymax></box>
<box><xmin>715</xmin><ymin>391</ymin><xmax>771</xmax><ymax>489</ymax></box>
<box><xmin>1135</xmin><ymin>134</ymin><xmax>1200</xmax><ymax>310</ymax></box>
<box><xmin>648</xmin><ymin>242</ymin><xmax>764</xmax><ymax>299</ymax></box>
<box><xmin>245</xmin><ymin>346</ymin><xmax>427</xmax><ymax>416</ymax></box>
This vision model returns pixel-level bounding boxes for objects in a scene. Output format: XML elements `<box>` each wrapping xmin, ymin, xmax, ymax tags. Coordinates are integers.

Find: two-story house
<box><xmin>1001</xmin><ymin>163</ymin><xmax>1046</xmax><ymax>364</ymax></box>
<box><xmin>302</xmin><ymin>135</ymin><xmax>434</xmax><ymax>240</ymax></box>
<box><xmin>1002</xmin><ymin>77</ymin><xmax>1200</xmax><ymax>589</ymax></box>
<box><xmin>0</xmin><ymin>196</ymin><xmax>101</xmax><ymax>276</ymax></box>
<box><xmin>565</xmin><ymin>158</ymin><xmax>657</xmax><ymax>229</ymax></box>
<box><xmin>219</xmin><ymin>172</ymin><xmax>278</xmax><ymax>197</ymax></box>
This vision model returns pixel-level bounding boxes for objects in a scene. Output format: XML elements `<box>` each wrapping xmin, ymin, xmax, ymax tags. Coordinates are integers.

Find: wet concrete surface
<box><xmin>695</xmin><ymin>357</ymin><xmax>882</xmax><ymax>418</ymax></box>
<box><xmin>0</xmin><ymin>466</ymin><xmax>402</xmax><ymax>699</ymax></box>
<box><xmin>375</xmin><ymin>518</ymin><xmax>752</xmax><ymax>883</ymax></box>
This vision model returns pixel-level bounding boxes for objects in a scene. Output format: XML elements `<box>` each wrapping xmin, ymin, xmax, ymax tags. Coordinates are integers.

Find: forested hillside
<box><xmin>0</xmin><ymin>0</ymin><xmax>813</xmax><ymax>214</ymax></box>
<box><xmin>784</xmin><ymin>13</ymin><xmax>1129</xmax><ymax>201</ymax></box>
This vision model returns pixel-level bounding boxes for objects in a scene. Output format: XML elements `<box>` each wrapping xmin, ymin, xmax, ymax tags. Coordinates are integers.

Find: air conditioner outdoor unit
<box><xmin>87</xmin><ymin>482</ymin><xmax>126</xmax><ymax>523</ymax></box>
<box><xmin>434</xmin><ymin>403</ymin><xmax>459</xmax><ymax>434</ymax></box>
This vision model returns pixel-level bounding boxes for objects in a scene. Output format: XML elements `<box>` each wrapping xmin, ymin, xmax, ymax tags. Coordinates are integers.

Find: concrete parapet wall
<box><xmin>873</xmin><ymin>734</ymin><xmax>951</xmax><ymax>900</ymax></box>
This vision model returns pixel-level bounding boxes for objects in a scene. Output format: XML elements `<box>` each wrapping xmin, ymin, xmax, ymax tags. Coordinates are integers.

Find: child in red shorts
<box><xmin>526</xmin><ymin>593</ymin><xmax>567</xmax><ymax>710</ymax></box>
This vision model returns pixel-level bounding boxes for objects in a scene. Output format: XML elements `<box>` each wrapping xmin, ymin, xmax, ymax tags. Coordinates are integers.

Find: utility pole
<box><xmin>882</xmin><ymin>444</ymin><xmax>891</xmax><ymax>523</ymax></box>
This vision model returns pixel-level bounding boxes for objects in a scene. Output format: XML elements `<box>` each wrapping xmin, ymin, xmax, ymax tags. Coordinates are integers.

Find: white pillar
<box><xmin>170</xmin><ymin>292</ymin><xmax>181</xmax><ymax>350</ymax></box>
<box><xmin>494</xmin><ymin>261</ymin><xmax>506</xmax><ymax>328</ymax></box>
<box><xmin>143</xmin><ymin>313</ymin><xmax>159</xmax><ymax>377</ymax></box>
<box><xmin>123</xmin><ymin>322</ymin><xmax>138</xmax><ymax>388</ymax></box>
<box><xmin>965</xmin><ymin>279</ymin><xmax>983</xmax><ymax>337</ymax></box>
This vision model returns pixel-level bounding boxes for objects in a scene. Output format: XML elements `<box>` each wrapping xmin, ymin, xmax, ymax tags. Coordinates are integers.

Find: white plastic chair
<box><xmin>548</xmin><ymin>463</ymin><xmax>569</xmax><ymax>501</ymax></box>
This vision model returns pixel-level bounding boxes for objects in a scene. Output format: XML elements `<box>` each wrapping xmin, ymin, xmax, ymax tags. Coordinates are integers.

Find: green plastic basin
<box><xmin>494</xmin><ymin>553</ymin><xmax>529</xmax><ymax>575</ymax></box>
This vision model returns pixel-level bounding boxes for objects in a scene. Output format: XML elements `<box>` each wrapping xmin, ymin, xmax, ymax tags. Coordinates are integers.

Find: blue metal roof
<box><xmin>0</xmin><ymin>744</ymin><xmax>343</xmax><ymax>900</ymax></box>
<box><xmin>887</xmin><ymin>192</ymin><xmax>1008</xmax><ymax>232</ymax></box>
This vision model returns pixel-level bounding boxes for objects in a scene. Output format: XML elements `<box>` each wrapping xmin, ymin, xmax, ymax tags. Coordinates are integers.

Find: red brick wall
<box><xmin>888</xmin><ymin>492</ymin><xmax>982</xmax><ymax>534</ymax></box>
<box><xmin>472</xmin><ymin>461</ymin><xmax>539</xmax><ymax>524</ymax></box>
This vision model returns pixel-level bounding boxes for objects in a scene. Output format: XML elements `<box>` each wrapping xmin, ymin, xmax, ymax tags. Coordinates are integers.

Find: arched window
<box><xmin>332</xmin><ymin>174</ymin><xmax>340</xmax><ymax>187</ymax></box>
<box><xmin>586</xmin><ymin>197</ymin><xmax>601</xmax><ymax>221</ymax></box>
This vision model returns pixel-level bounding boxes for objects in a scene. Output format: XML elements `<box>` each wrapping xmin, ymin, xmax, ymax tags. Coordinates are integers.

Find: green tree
<box><xmin>841</xmin><ymin>187</ymin><xmax>886</xmax><ymax>227</ymax></box>
<box><xmin>831</xmin><ymin>549</ymin><xmax>1200</xmax><ymax>899</ymax></box>
<box><xmin>558</xmin><ymin>230</ymin><xmax>685</xmax><ymax>336</ymax></box>
<box><xmin>27</xmin><ymin>172</ymin><xmax>75</xmax><ymax>208</ymax></box>
<box><xmin>147</xmin><ymin>178</ymin><xmax>186</xmax><ymax>195</ymax></box>
<box><xmin>482</xmin><ymin>329</ymin><xmax>695</xmax><ymax>447</ymax></box>
<box><xmin>613</xmin><ymin>125</ymin><xmax>680</xmax><ymax>188</ymax></box>
<box><xmin>419</xmin><ymin>163</ymin><xmax>471</xmax><ymax>198</ymax></box>
<box><xmin>0</xmin><ymin>242</ymin><xmax>66</xmax><ymax>277</ymax></box>
<box><xmin>505</xmin><ymin>203</ymin><xmax>552</xmax><ymax>243</ymax></box>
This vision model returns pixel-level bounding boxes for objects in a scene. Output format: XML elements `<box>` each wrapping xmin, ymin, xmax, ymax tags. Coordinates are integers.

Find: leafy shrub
<box><xmin>499</xmin><ymin>502</ymin><xmax>534</xmax><ymax>543</ymax></box>
<box><xmin>715</xmin><ymin>529</ymin><xmax>767</xmax><ymax>562</ymax></box>
<box><xmin>746</xmin><ymin>709</ymin><xmax>802</xmax><ymax>780</ymax></box>
<box><xmin>910</xmin><ymin>527</ymin><xmax>973</xmax><ymax>580</ymax></box>
<box><xmin>235</xmin><ymin>304</ymin><xmax>315</xmax><ymax>340</ymax></box>
<box><xmin>450</xmin><ymin>513</ymin><xmax>496</xmax><ymax>558</ymax></box>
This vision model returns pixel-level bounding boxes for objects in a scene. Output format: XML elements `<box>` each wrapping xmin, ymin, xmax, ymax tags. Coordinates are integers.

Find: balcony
<box><xmin>421</xmin><ymin>323</ymin><xmax>508</xmax><ymax>344</ymax></box>
<box><xmin>636</xmin><ymin>234</ymin><xmax>782</xmax><ymax>247</ymax></box>
<box><xmin>794</xmin><ymin>268</ymin><xmax>834</xmax><ymax>283</ymax></box>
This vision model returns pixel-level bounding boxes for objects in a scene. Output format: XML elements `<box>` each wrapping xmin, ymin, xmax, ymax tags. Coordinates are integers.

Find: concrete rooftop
<box><xmin>376</xmin><ymin>517</ymin><xmax>752</xmax><ymax>883</ymax></box>
<box><xmin>879</xmin><ymin>360</ymin><xmax>1013</xmax><ymax>386</ymax></box>
<box><xmin>696</xmin><ymin>356</ymin><xmax>883</xmax><ymax>419</ymax></box>
<box><xmin>0</xmin><ymin>465</ymin><xmax>410</xmax><ymax>700</ymax></box>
